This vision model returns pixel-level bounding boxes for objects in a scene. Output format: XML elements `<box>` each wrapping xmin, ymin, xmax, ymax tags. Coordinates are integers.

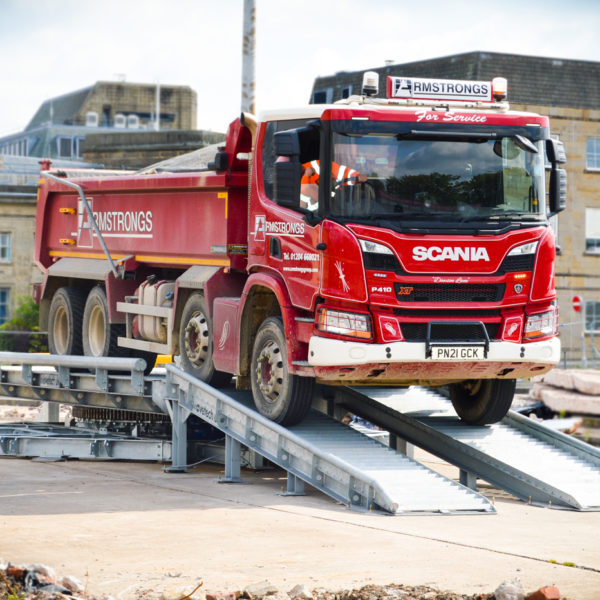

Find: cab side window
<box><xmin>261</xmin><ymin>118</ymin><xmax>315</xmax><ymax>201</ymax></box>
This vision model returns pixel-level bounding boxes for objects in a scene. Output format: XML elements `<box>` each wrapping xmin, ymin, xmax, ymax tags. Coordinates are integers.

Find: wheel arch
<box><xmin>238</xmin><ymin>273</ymin><xmax>296</xmax><ymax>379</ymax></box>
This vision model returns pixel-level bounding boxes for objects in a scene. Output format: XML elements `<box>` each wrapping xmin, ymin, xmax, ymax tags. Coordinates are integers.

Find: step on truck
<box><xmin>33</xmin><ymin>72</ymin><xmax>566</xmax><ymax>427</ymax></box>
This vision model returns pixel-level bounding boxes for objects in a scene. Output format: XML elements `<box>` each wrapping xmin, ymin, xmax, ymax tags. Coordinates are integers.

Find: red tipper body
<box><xmin>34</xmin><ymin>76</ymin><xmax>565</xmax><ymax>426</ymax></box>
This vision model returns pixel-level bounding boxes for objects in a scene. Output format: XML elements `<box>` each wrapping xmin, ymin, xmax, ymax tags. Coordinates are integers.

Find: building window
<box><xmin>0</xmin><ymin>288</ymin><xmax>9</xmax><ymax>324</ymax></box>
<box><xmin>341</xmin><ymin>85</ymin><xmax>353</xmax><ymax>99</ymax></box>
<box><xmin>0</xmin><ymin>233</ymin><xmax>11</xmax><ymax>262</ymax></box>
<box><xmin>585</xmin><ymin>300</ymin><xmax>600</xmax><ymax>332</ymax></box>
<box><xmin>312</xmin><ymin>88</ymin><xmax>333</xmax><ymax>104</ymax></box>
<box><xmin>586</xmin><ymin>208</ymin><xmax>600</xmax><ymax>254</ymax></box>
<box><xmin>57</xmin><ymin>136</ymin><xmax>73</xmax><ymax>158</ymax></box>
<box><xmin>587</xmin><ymin>138</ymin><xmax>600</xmax><ymax>170</ymax></box>
<box><xmin>74</xmin><ymin>136</ymin><xmax>85</xmax><ymax>159</ymax></box>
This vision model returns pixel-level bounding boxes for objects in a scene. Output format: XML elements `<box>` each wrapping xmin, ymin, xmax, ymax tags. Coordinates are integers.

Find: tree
<box><xmin>0</xmin><ymin>295</ymin><xmax>47</xmax><ymax>352</ymax></box>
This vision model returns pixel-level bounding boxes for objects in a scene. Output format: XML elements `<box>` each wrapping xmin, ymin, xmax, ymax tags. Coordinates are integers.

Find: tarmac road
<box><xmin>1</xmin><ymin>451</ymin><xmax>599</xmax><ymax>600</ymax></box>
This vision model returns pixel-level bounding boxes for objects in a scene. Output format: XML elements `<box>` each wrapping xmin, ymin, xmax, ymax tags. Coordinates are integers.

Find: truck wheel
<box><xmin>82</xmin><ymin>286</ymin><xmax>126</xmax><ymax>360</ymax></box>
<box><xmin>179</xmin><ymin>294</ymin><xmax>231</xmax><ymax>386</ymax></box>
<box><xmin>48</xmin><ymin>287</ymin><xmax>86</xmax><ymax>355</ymax></box>
<box><xmin>449</xmin><ymin>379</ymin><xmax>516</xmax><ymax>425</ymax></box>
<box><xmin>251</xmin><ymin>317</ymin><xmax>314</xmax><ymax>426</ymax></box>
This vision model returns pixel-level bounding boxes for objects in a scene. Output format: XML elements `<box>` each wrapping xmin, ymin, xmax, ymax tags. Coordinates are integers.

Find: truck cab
<box><xmin>238</xmin><ymin>73</ymin><xmax>565</xmax><ymax>425</ymax></box>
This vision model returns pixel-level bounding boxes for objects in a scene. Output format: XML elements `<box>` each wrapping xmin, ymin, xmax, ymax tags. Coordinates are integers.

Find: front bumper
<box><xmin>307</xmin><ymin>335</ymin><xmax>560</xmax><ymax>384</ymax></box>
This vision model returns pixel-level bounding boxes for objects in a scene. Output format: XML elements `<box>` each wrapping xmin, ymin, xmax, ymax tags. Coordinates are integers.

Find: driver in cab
<box><xmin>300</xmin><ymin>160</ymin><xmax>367</xmax><ymax>211</ymax></box>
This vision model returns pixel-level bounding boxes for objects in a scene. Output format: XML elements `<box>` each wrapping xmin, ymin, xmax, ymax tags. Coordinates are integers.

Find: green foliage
<box><xmin>0</xmin><ymin>295</ymin><xmax>48</xmax><ymax>353</ymax></box>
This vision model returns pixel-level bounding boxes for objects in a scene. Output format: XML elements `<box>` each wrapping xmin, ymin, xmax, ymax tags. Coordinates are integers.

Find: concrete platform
<box><xmin>1</xmin><ymin>450</ymin><xmax>599</xmax><ymax>600</ymax></box>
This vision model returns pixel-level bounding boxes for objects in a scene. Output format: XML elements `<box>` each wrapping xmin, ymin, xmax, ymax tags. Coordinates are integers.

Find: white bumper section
<box><xmin>308</xmin><ymin>335</ymin><xmax>561</xmax><ymax>367</ymax></box>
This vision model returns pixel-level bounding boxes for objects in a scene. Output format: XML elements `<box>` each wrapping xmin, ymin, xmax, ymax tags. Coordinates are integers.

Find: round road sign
<box><xmin>572</xmin><ymin>295</ymin><xmax>583</xmax><ymax>312</ymax></box>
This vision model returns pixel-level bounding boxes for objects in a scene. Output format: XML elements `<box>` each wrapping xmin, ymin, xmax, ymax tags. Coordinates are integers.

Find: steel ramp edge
<box><xmin>342</xmin><ymin>388</ymin><xmax>600</xmax><ymax>511</ymax></box>
<box><xmin>164</xmin><ymin>366</ymin><xmax>495</xmax><ymax>515</ymax></box>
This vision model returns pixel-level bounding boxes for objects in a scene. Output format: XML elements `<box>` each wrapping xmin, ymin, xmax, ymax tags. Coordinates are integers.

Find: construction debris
<box><xmin>0</xmin><ymin>562</ymin><xmax>572</xmax><ymax>600</ymax></box>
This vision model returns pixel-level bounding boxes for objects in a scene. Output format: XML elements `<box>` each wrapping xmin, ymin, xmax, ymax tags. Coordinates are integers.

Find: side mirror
<box><xmin>274</xmin><ymin>130</ymin><xmax>300</xmax><ymax>158</ymax></box>
<box><xmin>546</xmin><ymin>138</ymin><xmax>566</xmax><ymax>164</ymax></box>
<box><xmin>274</xmin><ymin>161</ymin><xmax>302</xmax><ymax>208</ymax></box>
<box><xmin>549</xmin><ymin>168</ymin><xmax>567</xmax><ymax>214</ymax></box>
<box><xmin>207</xmin><ymin>151</ymin><xmax>229</xmax><ymax>171</ymax></box>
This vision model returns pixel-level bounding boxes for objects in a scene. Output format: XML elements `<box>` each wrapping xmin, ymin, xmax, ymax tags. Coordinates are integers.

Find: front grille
<box><xmin>400</xmin><ymin>322</ymin><xmax>500</xmax><ymax>342</ymax></box>
<box><xmin>394</xmin><ymin>308</ymin><xmax>501</xmax><ymax>317</ymax></box>
<box><xmin>395</xmin><ymin>283</ymin><xmax>505</xmax><ymax>303</ymax></box>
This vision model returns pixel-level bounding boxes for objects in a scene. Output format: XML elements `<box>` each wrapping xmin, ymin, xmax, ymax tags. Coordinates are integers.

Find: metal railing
<box><xmin>558</xmin><ymin>320</ymin><xmax>600</xmax><ymax>369</ymax></box>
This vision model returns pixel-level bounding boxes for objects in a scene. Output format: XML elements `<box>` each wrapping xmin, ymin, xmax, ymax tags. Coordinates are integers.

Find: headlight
<box><xmin>508</xmin><ymin>241</ymin><xmax>539</xmax><ymax>256</ymax></box>
<box><xmin>317</xmin><ymin>307</ymin><xmax>372</xmax><ymax>340</ymax></box>
<box><xmin>359</xmin><ymin>239</ymin><xmax>394</xmax><ymax>255</ymax></box>
<box><xmin>524</xmin><ymin>308</ymin><xmax>558</xmax><ymax>341</ymax></box>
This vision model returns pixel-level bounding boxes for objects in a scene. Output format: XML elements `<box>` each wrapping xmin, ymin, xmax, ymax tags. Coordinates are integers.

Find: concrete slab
<box><xmin>1</xmin><ymin>451</ymin><xmax>599</xmax><ymax>600</ymax></box>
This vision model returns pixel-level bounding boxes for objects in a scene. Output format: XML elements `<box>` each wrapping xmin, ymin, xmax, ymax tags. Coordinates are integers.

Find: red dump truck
<box><xmin>34</xmin><ymin>73</ymin><xmax>566</xmax><ymax>426</ymax></box>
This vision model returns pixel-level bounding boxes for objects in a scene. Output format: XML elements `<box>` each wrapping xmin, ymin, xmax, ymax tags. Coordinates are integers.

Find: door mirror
<box><xmin>549</xmin><ymin>167</ymin><xmax>567</xmax><ymax>214</ymax></box>
<box><xmin>274</xmin><ymin>160</ymin><xmax>302</xmax><ymax>208</ymax></box>
<box><xmin>546</xmin><ymin>138</ymin><xmax>566</xmax><ymax>164</ymax></box>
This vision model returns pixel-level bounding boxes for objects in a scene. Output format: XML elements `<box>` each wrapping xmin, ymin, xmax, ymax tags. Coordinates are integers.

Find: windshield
<box><xmin>327</xmin><ymin>129</ymin><xmax>547</xmax><ymax>225</ymax></box>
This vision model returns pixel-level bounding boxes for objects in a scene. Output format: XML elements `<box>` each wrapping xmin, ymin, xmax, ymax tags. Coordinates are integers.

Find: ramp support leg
<box><xmin>460</xmin><ymin>469</ymin><xmax>478</xmax><ymax>491</ymax></box>
<box><xmin>390</xmin><ymin>434</ymin><xmax>414</xmax><ymax>459</ymax></box>
<box><xmin>165</xmin><ymin>392</ymin><xmax>190</xmax><ymax>473</ymax></box>
<box><xmin>220</xmin><ymin>434</ymin><xmax>242</xmax><ymax>483</ymax></box>
<box><xmin>35</xmin><ymin>402</ymin><xmax>60</xmax><ymax>423</ymax></box>
<box><xmin>280</xmin><ymin>473</ymin><xmax>306</xmax><ymax>496</ymax></box>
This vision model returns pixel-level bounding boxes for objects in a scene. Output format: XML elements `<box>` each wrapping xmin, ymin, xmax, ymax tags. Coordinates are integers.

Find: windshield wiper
<box><xmin>459</xmin><ymin>212</ymin><xmax>543</xmax><ymax>223</ymax></box>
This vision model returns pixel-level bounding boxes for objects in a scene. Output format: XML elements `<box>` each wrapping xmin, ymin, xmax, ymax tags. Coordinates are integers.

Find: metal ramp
<box><xmin>337</xmin><ymin>387</ymin><xmax>600</xmax><ymax>511</ymax></box>
<box><xmin>163</xmin><ymin>365</ymin><xmax>494</xmax><ymax>514</ymax></box>
<box><xmin>0</xmin><ymin>352</ymin><xmax>494</xmax><ymax>515</ymax></box>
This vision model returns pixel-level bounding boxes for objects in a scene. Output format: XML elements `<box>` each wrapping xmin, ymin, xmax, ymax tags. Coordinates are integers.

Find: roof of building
<box><xmin>312</xmin><ymin>51</ymin><xmax>600</xmax><ymax>108</ymax></box>
<box><xmin>26</xmin><ymin>86</ymin><xmax>93</xmax><ymax>130</ymax></box>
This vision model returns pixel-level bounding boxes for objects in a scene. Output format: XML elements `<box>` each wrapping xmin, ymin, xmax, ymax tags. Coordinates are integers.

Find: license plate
<box><xmin>431</xmin><ymin>345</ymin><xmax>484</xmax><ymax>360</ymax></box>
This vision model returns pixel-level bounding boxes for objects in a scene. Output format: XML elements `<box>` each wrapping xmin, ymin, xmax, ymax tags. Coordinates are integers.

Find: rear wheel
<box><xmin>251</xmin><ymin>317</ymin><xmax>314</xmax><ymax>426</ymax></box>
<box><xmin>449</xmin><ymin>378</ymin><xmax>516</xmax><ymax>425</ymax></box>
<box><xmin>81</xmin><ymin>286</ymin><xmax>144</xmax><ymax>366</ymax></box>
<box><xmin>178</xmin><ymin>293</ymin><xmax>231</xmax><ymax>386</ymax></box>
<box><xmin>48</xmin><ymin>287</ymin><xmax>86</xmax><ymax>355</ymax></box>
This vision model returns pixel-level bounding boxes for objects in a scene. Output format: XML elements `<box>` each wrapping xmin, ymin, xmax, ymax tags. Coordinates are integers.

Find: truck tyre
<box><xmin>449</xmin><ymin>379</ymin><xmax>516</xmax><ymax>425</ymax></box>
<box><xmin>251</xmin><ymin>317</ymin><xmax>314</xmax><ymax>426</ymax></box>
<box><xmin>179</xmin><ymin>293</ymin><xmax>231</xmax><ymax>386</ymax></box>
<box><xmin>82</xmin><ymin>286</ymin><xmax>127</xmax><ymax>360</ymax></box>
<box><xmin>48</xmin><ymin>287</ymin><xmax>86</xmax><ymax>355</ymax></box>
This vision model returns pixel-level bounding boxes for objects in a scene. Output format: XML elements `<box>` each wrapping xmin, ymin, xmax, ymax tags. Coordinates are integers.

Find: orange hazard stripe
<box><xmin>48</xmin><ymin>250</ymin><xmax>230</xmax><ymax>267</ymax></box>
<box><xmin>218</xmin><ymin>191</ymin><xmax>228</xmax><ymax>220</ymax></box>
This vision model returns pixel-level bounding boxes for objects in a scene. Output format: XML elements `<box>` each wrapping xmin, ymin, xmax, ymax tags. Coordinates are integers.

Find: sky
<box><xmin>1</xmin><ymin>0</ymin><xmax>600</xmax><ymax>137</ymax></box>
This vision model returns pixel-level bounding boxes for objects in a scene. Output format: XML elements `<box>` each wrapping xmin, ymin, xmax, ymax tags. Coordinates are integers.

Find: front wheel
<box><xmin>251</xmin><ymin>317</ymin><xmax>314</xmax><ymax>426</ymax></box>
<box><xmin>449</xmin><ymin>379</ymin><xmax>516</xmax><ymax>425</ymax></box>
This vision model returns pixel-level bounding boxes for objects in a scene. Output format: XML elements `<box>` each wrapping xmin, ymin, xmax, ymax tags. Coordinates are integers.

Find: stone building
<box><xmin>0</xmin><ymin>156</ymin><xmax>98</xmax><ymax>325</ymax></box>
<box><xmin>0</xmin><ymin>81</ymin><xmax>198</xmax><ymax>162</ymax></box>
<box><xmin>312</xmin><ymin>52</ymin><xmax>600</xmax><ymax>362</ymax></box>
<box><xmin>0</xmin><ymin>179</ymin><xmax>40</xmax><ymax>324</ymax></box>
<box><xmin>81</xmin><ymin>129</ymin><xmax>225</xmax><ymax>170</ymax></box>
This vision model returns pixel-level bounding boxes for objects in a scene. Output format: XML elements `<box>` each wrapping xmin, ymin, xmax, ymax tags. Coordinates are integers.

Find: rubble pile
<box><xmin>0</xmin><ymin>566</ymin><xmax>569</xmax><ymax>600</ymax></box>
<box><xmin>530</xmin><ymin>369</ymin><xmax>600</xmax><ymax>422</ymax></box>
<box><xmin>0</xmin><ymin>561</ymin><xmax>87</xmax><ymax>599</ymax></box>
<box><xmin>159</xmin><ymin>580</ymin><xmax>566</xmax><ymax>600</ymax></box>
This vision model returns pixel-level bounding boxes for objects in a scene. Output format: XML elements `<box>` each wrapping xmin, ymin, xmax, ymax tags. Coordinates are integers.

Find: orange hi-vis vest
<box><xmin>301</xmin><ymin>160</ymin><xmax>360</xmax><ymax>187</ymax></box>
